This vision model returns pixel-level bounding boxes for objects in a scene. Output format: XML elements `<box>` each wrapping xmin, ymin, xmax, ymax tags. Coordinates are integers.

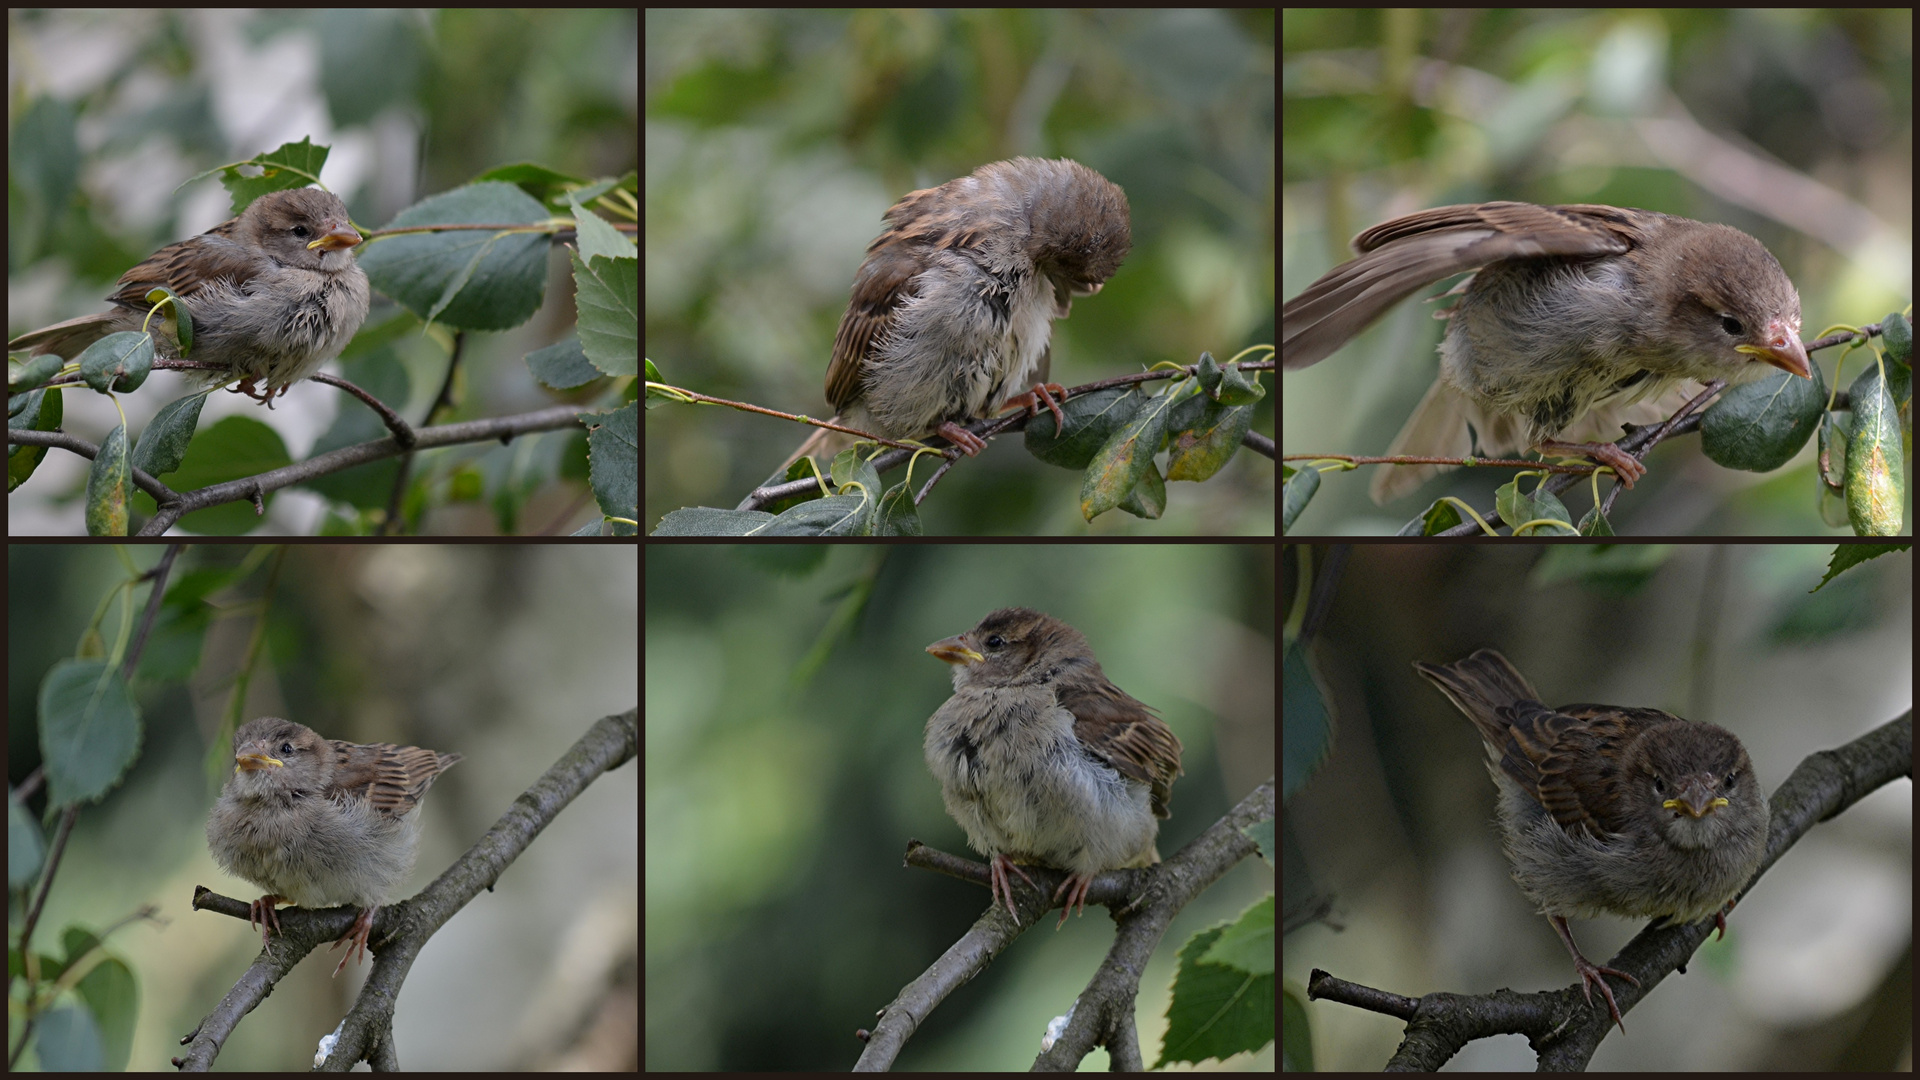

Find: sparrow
<box><xmin>1413</xmin><ymin>649</ymin><xmax>1769</xmax><ymax>1032</ymax></box>
<box><xmin>9</xmin><ymin>188</ymin><xmax>371</xmax><ymax>403</ymax></box>
<box><xmin>924</xmin><ymin>608</ymin><xmax>1182</xmax><ymax>927</ymax></box>
<box><xmin>1282</xmin><ymin>202</ymin><xmax>1810</xmax><ymax>503</ymax></box>
<box><xmin>205</xmin><ymin>717</ymin><xmax>461</xmax><ymax>976</ymax></box>
<box><xmin>785</xmin><ymin>158</ymin><xmax>1131</xmax><ymax>467</ymax></box>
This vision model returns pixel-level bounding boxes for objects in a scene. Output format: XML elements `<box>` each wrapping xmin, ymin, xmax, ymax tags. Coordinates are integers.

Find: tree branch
<box><xmin>10</xmin><ymin>405</ymin><xmax>587</xmax><ymax>534</ymax></box>
<box><xmin>733</xmin><ymin>359</ymin><xmax>1275</xmax><ymax>512</ymax></box>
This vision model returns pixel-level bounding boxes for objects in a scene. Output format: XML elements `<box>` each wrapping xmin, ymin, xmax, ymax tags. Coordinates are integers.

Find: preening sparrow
<box><xmin>9</xmin><ymin>188</ymin><xmax>371</xmax><ymax>403</ymax></box>
<box><xmin>924</xmin><ymin>608</ymin><xmax>1181</xmax><ymax>927</ymax></box>
<box><xmin>1414</xmin><ymin>649</ymin><xmax>1769</xmax><ymax>1031</ymax></box>
<box><xmin>205</xmin><ymin>717</ymin><xmax>461</xmax><ymax>976</ymax></box>
<box><xmin>1283</xmin><ymin>202</ymin><xmax>1810</xmax><ymax>502</ymax></box>
<box><xmin>786</xmin><ymin>158</ymin><xmax>1131</xmax><ymax>467</ymax></box>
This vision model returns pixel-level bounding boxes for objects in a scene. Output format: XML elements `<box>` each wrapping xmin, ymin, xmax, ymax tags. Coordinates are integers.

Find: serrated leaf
<box><xmin>1155</xmin><ymin>924</ymin><xmax>1275</xmax><ymax>1067</ymax></box>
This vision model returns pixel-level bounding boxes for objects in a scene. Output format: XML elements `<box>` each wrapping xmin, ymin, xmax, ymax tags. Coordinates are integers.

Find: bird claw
<box><xmin>1537</xmin><ymin>439</ymin><xmax>1646</xmax><ymax>488</ymax></box>
<box><xmin>247</xmin><ymin>895</ymin><xmax>287</xmax><ymax>946</ymax></box>
<box><xmin>1571</xmin><ymin>954</ymin><xmax>1639</xmax><ymax>1033</ymax></box>
<box><xmin>1551</xmin><ymin>915</ymin><xmax>1638</xmax><ymax>1032</ymax></box>
<box><xmin>327</xmin><ymin>906</ymin><xmax>379</xmax><ymax>977</ymax></box>
<box><xmin>989</xmin><ymin>855</ymin><xmax>1038</xmax><ymax>924</ymax></box>
<box><xmin>1000</xmin><ymin>383</ymin><xmax>1069</xmax><ymax>432</ymax></box>
<box><xmin>934</xmin><ymin>420</ymin><xmax>988</xmax><ymax>456</ymax></box>
<box><xmin>226</xmin><ymin>377</ymin><xmax>287</xmax><ymax>407</ymax></box>
<box><xmin>1051</xmin><ymin>872</ymin><xmax>1096</xmax><ymax>928</ymax></box>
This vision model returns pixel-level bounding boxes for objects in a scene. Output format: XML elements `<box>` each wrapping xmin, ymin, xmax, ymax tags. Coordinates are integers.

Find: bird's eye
<box><xmin>1651</xmin><ymin>776</ymin><xmax>1665</xmax><ymax>793</ymax></box>
<box><xmin>280</xmin><ymin>742</ymin><xmax>295</xmax><ymax>754</ymax></box>
<box><xmin>985</xmin><ymin>635</ymin><xmax>1005</xmax><ymax>649</ymax></box>
<box><xmin>1720</xmin><ymin>315</ymin><xmax>1745</xmax><ymax>336</ymax></box>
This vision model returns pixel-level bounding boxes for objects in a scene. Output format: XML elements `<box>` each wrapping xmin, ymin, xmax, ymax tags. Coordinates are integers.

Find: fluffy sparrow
<box><xmin>1413</xmin><ymin>649</ymin><xmax>1769</xmax><ymax>1031</ymax></box>
<box><xmin>1282</xmin><ymin>202</ymin><xmax>1810</xmax><ymax>502</ymax></box>
<box><xmin>9</xmin><ymin>188</ymin><xmax>371</xmax><ymax>403</ymax></box>
<box><xmin>785</xmin><ymin>158</ymin><xmax>1131</xmax><ymax>467</ymax></box>
<box><xmin>205</xmin><ymin>717</ymin><xmax>461</xmax><ymax>976</ymax></box>
<box><xmin>924</xmin><ymin>608</ymin><xmax>1181</xmax><ymax>927</ymax></box>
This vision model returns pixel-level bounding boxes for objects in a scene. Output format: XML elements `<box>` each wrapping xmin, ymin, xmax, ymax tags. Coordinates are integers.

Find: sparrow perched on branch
<box><xmin>9</xmin><ymin>188</ymin><xmax>370</xmax><ymax>403</ymax></box>
<box><xmin>205</xmin><ymin>717</ymin><xmax>460</xmax><ymax>976</ymax></box>
<box><xmin>785</xmin><ymin>158</ymin><xmax>1131</xmax><ymax>467</ymax></box>
<box><xmin>1414</xmin><ymin>649</ymin><xmax>1769</xmax><ymax>1032</ymax></box>
<box><xmin>1283</xmin><ymin>202</ymin><xmax>1809</xmax><ymax>502</ymax></box>
<box><xmin>924</xmin><ymin>608</ymin><xmax>1181</xmax><ymax>927</ymax></box>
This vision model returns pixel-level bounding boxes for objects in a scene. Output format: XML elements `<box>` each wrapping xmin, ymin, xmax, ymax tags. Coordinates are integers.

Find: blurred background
<box><xmin>645</xmin><ymin>9</ymin><xmax>1276</xmax><ymax>534</ymax></box>
<box><xmin>1282</xmin><ymin>9</ymin><xmax>1913</xmax><ymax>534</ymax></box>
<box><xmin>645</xmin><ymin>543</ymin><xmax>1275</xmax><ymax>1069</ymax></box>
<box><xmin>7</xmin><ymin>9</ymin><xmax>639</xmax><ymax>534</ymax></box>
<box><xmin>7</xmin><ymin>544</ymin><xmax>637</xmax><ymax>1069</ymax></box>
<box><xmin>1283</xmin><ymin>543</ymin><xmax>1912</xmax><ymax>1070</ymax></box>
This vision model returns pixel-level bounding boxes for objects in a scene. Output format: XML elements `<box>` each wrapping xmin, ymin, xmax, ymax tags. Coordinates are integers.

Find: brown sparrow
<box><xmin>785</xmin><ymin>158</ymin><xmax>1131</xmax><ymax>467</ymax></box>
<box><xmin>924</xmin><ymin>608</ymin><xmax>1182</xmax><ymax>927</ymax></box>
<box><xmin>1414</xmin><ymin>649</ymin><xmax>1769</xmax><ymax>1031</ymax></box>
<box><xmin>205</xmin><ymin>717</ymin><xmax>461</xmax><ymax>976</ymax></box>
<box><xmin>1282</xmin><ymin>202</ymin><xmax>1810</xmax><ymax>502</ymax></box>
<box><xmin>9</xmin><ymin>188</ymin><xmax>371</xmax><ymax>403</ymax></box>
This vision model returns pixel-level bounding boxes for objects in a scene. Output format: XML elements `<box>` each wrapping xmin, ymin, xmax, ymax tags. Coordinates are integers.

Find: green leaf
<box><xmin>37</xmin><ymin>660</ymin><xmax>141</xmax><ymax>807</ymax></box>
<box><xmin>352</xmin><ymin>181</ymin><xmax>551</xmax><ymax>330</ymax></box>
<box><xmin>130</xmin><ymin>392</ymin><xmax>209</xmax><ymax>478</ymax></box>
<box><xmin>1845</xmin><ymin>362</ymin><xmax>1905</xmax><ymax>535</ymax></box>
<box><xmin>1023</xmin><ymin>386</ymin><xmax>1146</xmax><ymax>468</ymax></box>
<box><xmin>1155</xmin><ymin>923</ymin><xmax>1275</xmax><ymax>1067</ymax></box>
<box><xmin>84</xmin><ymin>423</ymin><xmax>131</xmax><ymax>535</ymax></box>
<box><xmin>1282</xmin><ymin>465</ymin><xmax>1319</xmax><ymax>533</ymax></box>
<box><xmin>1882</xmin><ymin>312</ymin><xmax>1912</xmax><ymax>364</ymax></box>
<box><xmin>1701</xmin><ymin>366</ymin><xmax>1825</xmax><ymax>472</ymax></box>
<box><xmin>1494</xmin><ymin>477</ymin><xmax>1574</xmax><ymax>535</ymax></box>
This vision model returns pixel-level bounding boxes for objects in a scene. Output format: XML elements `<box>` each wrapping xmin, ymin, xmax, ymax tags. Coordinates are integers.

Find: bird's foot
<box><xmin>934</xmin><ymin>420</ymin><xmax>988</xmax><ymax>456</ymax></box>
<box><xmin>988</xmin><ymin>855</ymin><xmax>1039</xmax><ymax>923</ymax></box>
<box><xmin>328</xmin><ymin>906</ymin><xmax>379</xmax><ymax>977</ymax></box>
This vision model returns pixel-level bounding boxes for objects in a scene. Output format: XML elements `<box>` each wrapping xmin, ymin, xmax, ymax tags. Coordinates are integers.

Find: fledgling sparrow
<box><xmin>785</xmin><ymin>158</ymin><xmax>1131</xmax><ymax>467</ymax></box>
<box><xmin>924</xmin><ymin>608</ymin><xmax>1182</xmax><ymax>927</ymax></box>
<box><xmin>9</xmin><ymin>188</ymin><xmax>371</xmax><ymax>403</ymax></box>
<box><xmin>205</xmin><ymin>717</ymin><xmax>461</xmax><ymax>976</ymax></box>
<box><xmin>1282</xmin><ymin>202</ymin><xmax>1810</xmax><ymax>502</ymax></box>
<box><xmin>1413</xmin><ymin>649</ymin><xmax>1769</xmax><ymax>1031</ymax></box>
